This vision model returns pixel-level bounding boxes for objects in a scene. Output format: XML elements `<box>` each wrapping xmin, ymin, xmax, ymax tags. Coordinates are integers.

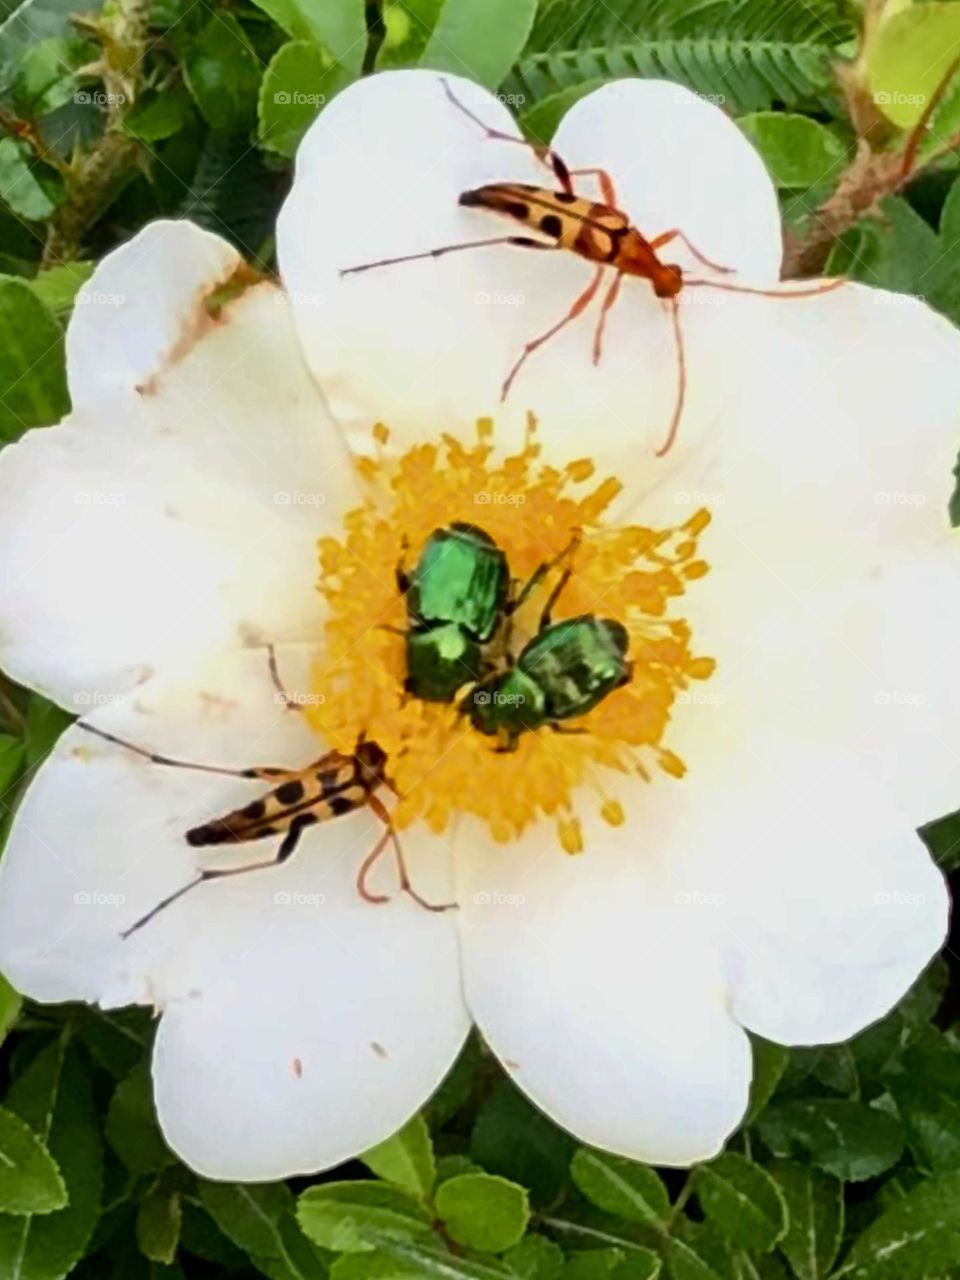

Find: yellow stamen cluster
<box><xmin>311</xmin><ymin>420</ymin><xmax>714</xmax><ymax>852</ymax></box>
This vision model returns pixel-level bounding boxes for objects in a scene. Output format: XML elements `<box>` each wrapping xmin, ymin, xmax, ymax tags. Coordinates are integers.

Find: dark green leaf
<box><xmin>0</xmin><ymin>137</ymin><xmax>64</xmax><ymax>222</ymax></box>
<box><xmin>183</xmin><ymin>13</ymin><xmax>260</xmax><ymax>131</ymax></box>
<box><xmin>746</xmin><ymin>1039</ymin><xmax>791</xmax><ymax>1126</ymax></box>
<box><xmin>570</xmin><ymin>1149</ymin><xmax>669</xmax><ymax>1226</ymax></box>
<box><xmin>136</xmin><ymin>1174</ymin><xmax>181</xmax><ymax>1265</ymax></box>
<box><xmin>695</xmin><ymin>1154</ymin><xmax>786</xmax><ymax>1253</ymax></box>
<box><xmin>471</xmin><ymin>1082</ymin><xmax>574</xmax><ymax>1205</ymax></box>
<box><xmin>258</xmin><ymin>40</ymin><xmax>353</xmax><ymax>159</ymax></box>
<box><xmin>0</xmin><ymin>1106</ymin><xmax>66</xmax><ymax>1215</ymax></box>
<box><xmin>376</xmin><ymin>0</ymin><xmax>443</xmax><ymax>71</ymax></box>
<box><xmin>757</xmin><ymin>1099</ymin><xmax>904</xmax><ymax>1181</ymax></box>
<box><xmin>768</xmin><ymin>1161</ymin><xmax>843</xmax><ymax>1280</ymax></box>
<box><xmin>105</xmin><ymin>1064</ymin><xmax>171</xmax><ymax>1175</ymax></box>
<box><xmin>124</xmin><ymin>89</ymin><xmax>193</xmax><ymax>143</ymax></box>
<box><xmin>332</xmin><ymin>1236</ymin><xmax>508</xmax><ymax>1278</ymax></box>
<box><xmin>0</xmin><ymin>973</ymin><xmax>22</xmax><ymax>1047</ymax></box>
<box><xmin>247</xmin><ymin>0</ymin><xmax>366</xmax><ymax>71</ymax></box>
<box><xmin>738</xmin><ymin>113</ymin><xmax>847</xmax><ymax>188</ymax></box>
<box><xmin>0</xmin><ymin>276</ymin><xmax>68</xmax><ymax>440</ymax></box>
<box><xmin>0</xmin><ymin>1041</ymin><xmax>103</xmax><ymax>1280</ymax></box>
<box><xmin>505</xmin><ymin>1235</ymin><xmax>565</xmax><ymax>1279</ymax></box>
<box><xmin>27</xmin><ymin>263</ymin><xmax>94</xmax><ymax>317</ymax></box>
<box><xmin>834</xmin><ymin>1171</ymin><xmax>960</xmax><ymax>1278</ymax></box>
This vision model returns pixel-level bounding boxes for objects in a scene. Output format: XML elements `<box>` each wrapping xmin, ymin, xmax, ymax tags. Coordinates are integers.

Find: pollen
<box><xmin>311</xmin><ymin>419</ymin><xmax>715</xmax><ymax>850</ymax></box>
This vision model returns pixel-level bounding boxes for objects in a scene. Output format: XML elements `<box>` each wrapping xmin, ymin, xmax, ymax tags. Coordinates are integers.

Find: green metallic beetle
<box><xmin>463</xmin><ymin>552</ymin><xmax>632</xmax><ymax>749</ymax></box>
<box><xmin>398</xmin><ymin>523</ymin><xmax>509</xmax><ymax>702</ymax></box>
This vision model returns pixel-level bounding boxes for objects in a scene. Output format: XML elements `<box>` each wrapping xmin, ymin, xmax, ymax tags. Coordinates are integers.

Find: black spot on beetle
<box><xmin>241</xmin><ymin>799</ymin><xmax>267</xmax><ymax>821</ymax></box>
<box><xmin>330</xmin><ymin>795</ymin><xmax>358</xmax><ymax>817</ymax></box>
<box><xmin>539</xmin><ymin>214</ymin><xmax>563</xmax><ymax>238</ymax></box>
<box><xmin>555</xmin><ymin>191</ymin><xmax>578</xmax><ymax>204</ymax></box>
<box><xmin>275</xmin><ymin>780</ymin><xmax>305</xmax><ymax>806</ymax></box>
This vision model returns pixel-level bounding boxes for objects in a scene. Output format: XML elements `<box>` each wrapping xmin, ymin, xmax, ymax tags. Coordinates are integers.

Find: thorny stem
<box><xmin>43</xmin><ymin>0</ymin><xmax>150</xmax><ymax>265</ymax></box>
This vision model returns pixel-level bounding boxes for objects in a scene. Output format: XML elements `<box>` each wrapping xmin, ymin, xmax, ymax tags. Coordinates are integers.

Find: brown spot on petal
<box><xmin>370</xmin><ymin>1041</ymin><xmax>389</xmax><ymax>1059</ymax></box>
<box><xmin>503</xmin><ymin>1059</ymin><xmax>521</xmax><ymax>1072</ymax></box>
<box><xmin>292</xmin><ymin>1057</ymin><xmax>303</xmax><ymax>1078</ymax></box>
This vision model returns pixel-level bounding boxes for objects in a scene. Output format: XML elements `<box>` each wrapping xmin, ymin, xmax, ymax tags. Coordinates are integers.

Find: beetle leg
<box><xmin>268</xmin><ymin>643</ymin><xmax>304</xmax><ymax>714</ymax></box>
<box><xmin>683</xmin><ymin>277</ymin><xmax>846</xmax><ymax>298</ymax></box>
<box><xmin>650</xmin><ymin>228</ymin><xmax>735</xmax><ymax>275</ymax></box>
<box><xmin>502</xmin><ymin>266</ymin><xmax>605</xmax><ymax>401</ymax></box>
<box><xmin>78</xmin><ymin>722</ymin><xmax>291</xmax><ymax>781</ymax></box>
<box><xmin>569</xmin><ymin>166</ymin><xmax>618</xmax><ymax>206</ymax></box>
<box><xmin>592</xmin><ymin>270</ymin><xmax>624</xmax><ymax>364</ymax></box>
<box><xmin>120</xmin><ymin>814</ymin><xmax>313</xmax><ymax>939</ymax></box>
<box><xmin>439</xmin><ymin>76</ymin><xmax>576</xmax><ymax>194</ymax></box>
<box><xmin>655</xmin><ymin>296</ymin><xmax>687</xmax><ymax>459</ymax></box>
<box><xmin>360</xmin><ymin>794</ymin><xmax>458</xmax><ymax>912</ymax></box>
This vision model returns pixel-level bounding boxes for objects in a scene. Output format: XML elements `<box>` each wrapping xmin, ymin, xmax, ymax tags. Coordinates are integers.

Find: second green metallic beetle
<box><xmin>398</xmin><ymin>523</ymin><xmax>509</xmax><ymax>702</ymax></box>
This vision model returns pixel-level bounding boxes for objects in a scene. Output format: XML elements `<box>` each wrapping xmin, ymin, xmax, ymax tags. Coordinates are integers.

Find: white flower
<box><xmin>0</xmin><ymin>71</ymin><xmax>958</xmax><ymax>1182</ymax></box>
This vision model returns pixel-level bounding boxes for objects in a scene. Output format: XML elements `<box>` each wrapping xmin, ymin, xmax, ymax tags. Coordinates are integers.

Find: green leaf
<box><xmin>124</xmin><ymin>89</ymin><xmax>193</xmax><ymax>142</ymax></box>
<box><xmin>471</xmin><ymin>1081</ymin><xmax>574</xmax><ymax>1205</ymax></box>
<box><xmin>198</xmin><ymin>1179</ymin><xmax>327</xmax><ymax>1279</ymax></box>
<box><xmin>362</xmin><ymin>1113</ymin><xmax>436</xmax><ymax>1198</ymax></box>
<box><xmin>182</xmin><ymin>13</ymin><xmax>260</xmax><ymax>131</ymax></box>
<box><xmin>296</xmin><ymin>1182</ymin><xmax>432</xmax><ymax>1253</ymax></box>
<box><xmin>0</xmin><ymin>973</ymin><xmax>22</xmax><ymax>1047</ymax></box>
<box><xmin>562</xmin><ymin>1248</ymin><xmax>661</xmax><ymax>1279</ymax></box>
<box><xmin>0</xmin><ymin>0</ymin><xmax>86</xmax><ymax>84</ymax></box>
<box><xmin>247</xmin><ymin>0</ymin><xmax>366</xmax><ymax>71</ymax></box>
<box><xmin>695</xmin><ymin>1154</ymin><xmax>786</xmax><ymax>1253</ymax></box>
<box><xmin>0</xmin><ymin>137</ymin><xmax>64</xmax><ymax>222</ymax></box>
<box><xmin>105</xmin><ymin>1064</ymin><xmax>171</xmax><ymax>1175</ymax></box>
<box><xmin>0</xmin><ymin>736</ymin><xmax>25</xmax><ymax>794</ymax></box>
<box><xmin>0</xmin><ymin>1042</ymin><xmax>103</xmax><ymax>1280</ymax></box>
<box><xmin>24</xmin><ymin>695</ymin><xmax>71</xmax><ymax>767</ymax></box>
<box><xmin>0</xmin><ymin>276</ymin><xmax>68</xmax><ymax>438</ymax></box>
<box><xmin>664</xmin><ymin>1221</ymin><xmax>732</xmax><ymax>1280</ymax></box>
<box><xmin>526</xmin><ymin>0</ymin><xmax>854</xmax><ymax>50</ymax></box>
<box><xmin>518</xmin><ymin>79</ymin><xmax>612</xmax><ymax>141</ymax></box>
<box><xmin>137</xmin><ymin>1174</ymin><xmax>182</xmax><ymax>1265</ymax></box>
<box><xmin>757</xmin><ymin>1099</ymin><xmax>904</xmax><ymax>1181</ymax></box>
<box><xmin>377</xmin><ymin>0</ymin><xmax>443</xmax><ymax>70</ymax></box>
<box><xmin>737</xmin><ymin>113</ymin><xmax>847</xmax><ymax>188</ymax></box>
<box><xmin>0</xmin><ymin>1107</ymin><xmax>66</xmax><ymax>1216</ymax></box>
<box><xmin>507</xmin><ymin>39</ymin><xmax>841</xmax><ymax>117</ymax></box>
<box><xmin>768</xmin><ymin>1162</ymin><xmax>843</xmax><ymax>1280</ymax></box>
<box><xmin>887</xmin><ymin>1031</ymin><xmax>960</xmax><ymax>1172</ymax></box>
<box><xmin>505</xmin><ymin>1235</ymin><xmax>565</xmax><ymax>1279</ymax></box>
<box><xmin>435</xmin><ymin>1172</ymin><xmax>529</xmax><ymax>1253</ymax></box>
<box><xmin>920</xmin><ymin>805</ymin><xmax>960</xmax><ymax>872</ymax></box>
<box><xmin>570</xmin><ymin>1149</ymin><xmax>669</xmax><ymax>1226</ymax></box>
<box><xmin>833</xmin><ymin>1170</ymin><xmax>960</xmax><ymax>1278</ymax></box>
<box><xmin>419</xmin><ymin>0</ymin><xmax>538</xmax><ymax>90</ymax></box>
<box><xmin>868</xmin><ymin>2</ymin><xmax>960</xmax><ymax>127</ymax></box>
<box><xmin>11</xmin><ymin>38</ymin><xmax>81</xmax><ymax>114</ymax></box>
<box><xmin>27</xmin><ymin>263</ymin><xmax>94</xmax><ymax>318</ymax></box>
<box><xmin>258</xmin><ymin>40</ymin><xmax>353</xmax><ymax>159</ymax></box>
<box><xmin>332</xmin><ymin>1238</ymin><xmax>509</xmax><ymax>1279</ymax></box>
<box><xmin>746</xmin><ymin>1039</ymin><xmax>791</xmax><ymax>1126</ymax></box>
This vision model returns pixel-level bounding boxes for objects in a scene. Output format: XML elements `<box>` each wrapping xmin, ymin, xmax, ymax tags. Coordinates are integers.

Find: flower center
<box><xmin>311</xmin><ymin>420</ymin><xmax>714</xmax><ymax>854</ymax></box>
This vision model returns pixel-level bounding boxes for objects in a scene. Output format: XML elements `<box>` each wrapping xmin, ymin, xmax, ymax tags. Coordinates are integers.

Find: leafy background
<box><xmin>3</xmin><ymin>0</ymin><xmax>960</xmax><ymax>1276</ymax></box>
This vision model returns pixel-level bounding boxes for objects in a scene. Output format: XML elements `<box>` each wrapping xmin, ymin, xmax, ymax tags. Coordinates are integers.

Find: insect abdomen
<box><xmin>186</xmin><ymin>764</ymin><xmax>371</xmax><ymax>846</ymax></box>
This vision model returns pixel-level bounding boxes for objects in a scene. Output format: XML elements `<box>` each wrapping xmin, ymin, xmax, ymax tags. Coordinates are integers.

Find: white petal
<box><xmin>67</xmin><ymin>221</ymin><xmax>241</xmax><ymax>410</ymax></box>
<box><xmin>277</xmin><ymin>71</ymin><xmax>779</xmax><ymax>476</ymax></box>
<box><xmin>0</xmin><ymin>222</ymin><xmax>358</xmax><ymax>707</ymax></box>
<box><xmin>0</xmin><ymin>646</ymin><xmax>468</xmax><ymax>1179</ymax></box>
<box><xmin>457</xmin><ymin>817</ymin><xmax>752</xmax><ymax>1166</ymax></box>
